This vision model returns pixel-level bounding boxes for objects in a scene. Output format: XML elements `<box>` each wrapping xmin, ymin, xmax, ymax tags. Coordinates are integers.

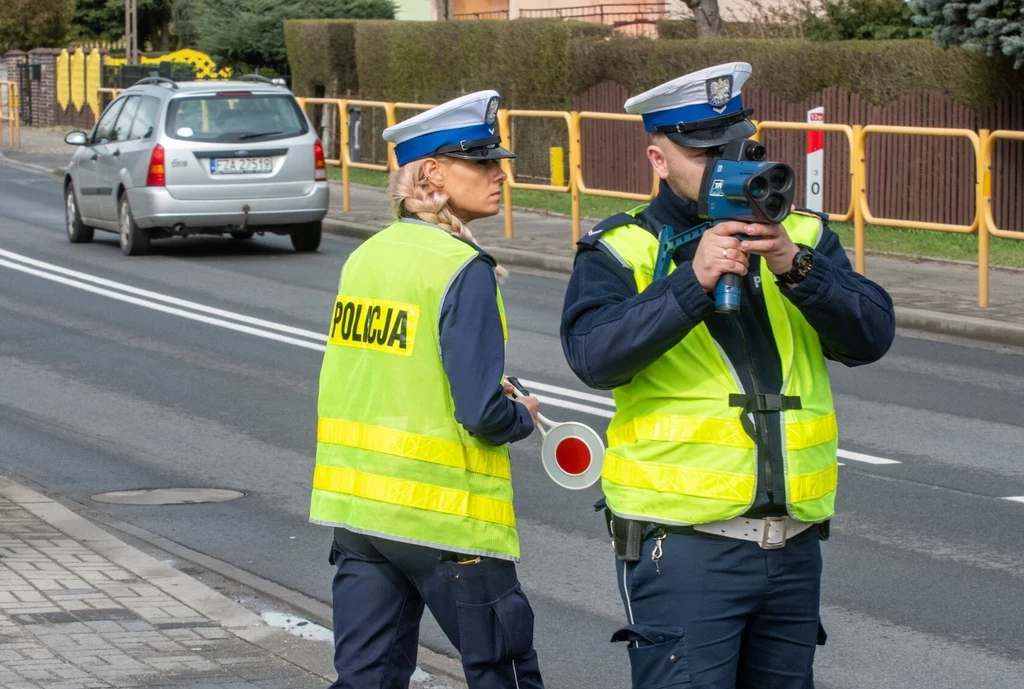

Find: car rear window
<box><xmin>165</xmin><ymin>92</ymin><xmax>308</xmax><ymax>143</ymax></box>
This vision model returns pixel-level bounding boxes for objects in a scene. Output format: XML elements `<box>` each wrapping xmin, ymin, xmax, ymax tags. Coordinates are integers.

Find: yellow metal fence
<box><xmin>92</xmin><ymin>89</ymin><xmax>1023</xmax><ymax>307</ymax></box>
<box><xmin>0</xmin><ymin>82</ymin><xmax>20</xmax><ymax>148</ymax></box>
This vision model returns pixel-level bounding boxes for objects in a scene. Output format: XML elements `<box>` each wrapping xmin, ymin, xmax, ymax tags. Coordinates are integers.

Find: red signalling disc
<box><xmin>541</xmin><ymin>421</ymin><xmax>605</xmax><ymax>490</ymax></box>
<box><xmin>554</xmin><ymin>437</ymin><xmax>591</xmax><ymax>476</ymax></box>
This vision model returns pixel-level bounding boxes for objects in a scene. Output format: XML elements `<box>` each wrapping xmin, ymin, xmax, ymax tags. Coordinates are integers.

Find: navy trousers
<box><xmin>328</xmin><ymin>528</ymin><xmax>544</xmax><ymax>689</ymax></box>
<box><xmin>614</xmin><ymin>527</ymin><xmax>822</xmax><ymax>689</ymax></box>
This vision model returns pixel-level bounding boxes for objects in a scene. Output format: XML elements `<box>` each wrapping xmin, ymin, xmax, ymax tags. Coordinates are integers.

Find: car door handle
<box><xmin>111</xmin><ymin>149</ymin><xmax>121</xmax><ymax>157</ymax></box>
<box><xmin>90</xmin><ymin>153</ymin><xmax>98</xmax><ymax>161</ymax></box>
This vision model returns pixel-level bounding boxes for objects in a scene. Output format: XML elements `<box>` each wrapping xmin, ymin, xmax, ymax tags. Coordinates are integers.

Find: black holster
<box><xmin>604</xmin><ymin>508</ymin><xmax>645</xmax><ymax>563</ymax></box>
<box><xmin>818</xmin><ymin>519</ymin><xmax>831</xmax><ymax>541</ymax></box>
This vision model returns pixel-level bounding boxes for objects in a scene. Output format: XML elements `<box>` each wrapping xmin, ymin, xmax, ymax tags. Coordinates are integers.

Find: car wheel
<box><xmin>119</xmin><ymin>194</ymin><xmax>150</xmax><ymax>256</ymax></box>
<box><xmin>230</xmin><ymin>231</ymin><xmax>254</xmax><ymax>240</ymax></box>
<box><xmin>65</xmin><ymin>184</ymin><xmax>94</xmax><ymax>244</ymax></box>
<box><xmin>290</xmin><ymin>220</ymin><xmax>321</xmax><ymax>253</ymax></box>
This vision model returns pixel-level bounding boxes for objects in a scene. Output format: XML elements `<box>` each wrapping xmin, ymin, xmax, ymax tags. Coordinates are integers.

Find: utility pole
<box><xmin>125</xmin><ymin>0</ymin><xmax>139</xmax><ymax>64</ymax></box>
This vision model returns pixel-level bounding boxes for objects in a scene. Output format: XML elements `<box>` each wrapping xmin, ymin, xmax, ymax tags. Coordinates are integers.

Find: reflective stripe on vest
<box><xmin>317</xmin><ymin>419</ymin><xmax>512</xmax><ymax>479</ymax></box>
<box><xmin>312</xmin><ymin>465</ymin><xmax>516</xmax><ymax>528</ymax></box>
<box><xmin>309</xmin><ymin>221</ymin><xmax>520</xmax><ymax>560</ymax></box>
<box><xmin>597</xmin><ymin>210</ymin><xmax>838</xmax><ymax>525</ymax></box>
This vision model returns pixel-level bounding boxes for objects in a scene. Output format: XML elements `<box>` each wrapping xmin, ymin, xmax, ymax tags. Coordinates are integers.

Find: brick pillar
<box><xmin>3</xmin><ymin>51</ymin><xmax>26</xmax><ymax>125</ymax></box>
<box><xmin>4</xmin><ymin>50</ymin><xmax>25</xmax><ymax>85</ymax></box>
<box><xmin>28</xmin><ymin>48</ymin><xmax>61</xmax><ymax>127</ymax></box>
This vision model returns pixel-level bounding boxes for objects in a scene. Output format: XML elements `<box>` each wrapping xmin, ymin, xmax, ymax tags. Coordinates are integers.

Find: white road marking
<box><xmin>533</xmin><ymin>394</ymin><xmax>613</xmax><ymax>419</ymax></box>
<box><xmin>519</xmin><ymin>379</ymin><xmax>615</xmax><ymax>407</ymax></box>
<box><xmin>837</xmin><ymin>449</ymin><xmax>902</xmax><ymax>465</ymax></box>
<box><xmin>0</xmin><ymin>248</ymin><xmax>328</xmax><ymax>342</ymax></box>
<box><xmin>259</xmin><ymin>610</ymin><xmax>445</xmax><ymax>684</ymax></box>
<box><xmin>0</xmin><ymin>248</ymin><xmax>906</xmax><ymax>468</ymax></box>
<box><xmin>260</xmin><ymin>611</ymin><xmax>333</xmax><ymax>642</ymax></box>
<box><xmin>0</xmin><ymin>258</ymin><xmax>326</xmax><ymax>352</ymax></box>
<box><xmin>1003</xmin><ymin>496</ymin><xmax>1024</xmax><ymax>504</ymax></box>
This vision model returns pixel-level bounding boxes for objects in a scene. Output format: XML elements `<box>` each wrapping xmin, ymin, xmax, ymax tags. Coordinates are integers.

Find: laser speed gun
<box><xmin>653</xmin><ymin>138</ymin><xmax>795</xmax><ymax>314</ymax></box>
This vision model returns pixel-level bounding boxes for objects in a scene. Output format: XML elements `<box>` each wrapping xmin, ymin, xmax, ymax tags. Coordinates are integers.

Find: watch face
<box><xmin>782</xmin><ymin>246</ymin><xmax>813</xmax><ymax>283</ymax></box>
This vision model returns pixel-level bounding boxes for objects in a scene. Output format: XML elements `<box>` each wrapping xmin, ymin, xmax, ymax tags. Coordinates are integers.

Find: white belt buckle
<box><xmin>759</xmin><ymin>517</ymin><xmax>788</xmax><ymax>550</ymax></box>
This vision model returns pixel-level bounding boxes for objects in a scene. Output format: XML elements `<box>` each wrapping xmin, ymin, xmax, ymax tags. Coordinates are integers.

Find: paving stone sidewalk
<box><xmin>0</xmin><ymin>480</ymin><xmax>334</xmax><ymax>688</ymax></box>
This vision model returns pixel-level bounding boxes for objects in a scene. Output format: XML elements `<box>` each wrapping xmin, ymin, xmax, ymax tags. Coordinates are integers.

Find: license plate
<box><xmin>211</xmin><ymin>157</ymin><xmax>273</xmax><ymax>174</ymax></box>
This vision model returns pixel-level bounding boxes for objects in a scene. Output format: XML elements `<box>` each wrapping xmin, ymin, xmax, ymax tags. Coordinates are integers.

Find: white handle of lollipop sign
<box><xmin>506</xmin><ymin>377</ymin><xmax>605</xmax><ymax>490</ymax></box>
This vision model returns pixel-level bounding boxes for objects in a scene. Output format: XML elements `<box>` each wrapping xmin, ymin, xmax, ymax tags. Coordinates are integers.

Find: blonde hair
<box><xmin>388</xmin><ymin>157</ymin><xmax>507</xmax><ymax>280</ymax></box>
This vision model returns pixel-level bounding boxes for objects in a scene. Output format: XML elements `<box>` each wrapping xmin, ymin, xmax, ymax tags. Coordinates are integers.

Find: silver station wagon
<box><xmin>63</xmin><ymin>75</ymin><xmax>329</xmax><ymax>256</ymax></box>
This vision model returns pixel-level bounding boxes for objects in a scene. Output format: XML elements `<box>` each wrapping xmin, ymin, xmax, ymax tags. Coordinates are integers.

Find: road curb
<box><xmin>895</xmin><ymin>307</ymin><xmax>1024</xmax><ymax>348</ymax></box>
<box><xmin>0</xmin><ymin>476</ymin><xmax>260</xmax><ymax>633</ymax></box>
<box><xmin>323</xmin><ymin>217</ymin><xmax>578</xmax><ymax>274</ymax></box>
<box><xmin>93</xmin><ymin>511</ymin><xmax>468</xmax><ymax>686</ymax></box>
<box><xmin>323</xmin><ymin>218</ymin><xmax>1024</xmax><ymax>348</ymax></box>
<box><xmin>0</xmin><ymin>474</ymin><xmax>464</xmax><ymax>687</ymax></box>
<box><xmin>0</xmin><ymin>150</ymin><xmax>65</xmax><ymax>181</ymax></box>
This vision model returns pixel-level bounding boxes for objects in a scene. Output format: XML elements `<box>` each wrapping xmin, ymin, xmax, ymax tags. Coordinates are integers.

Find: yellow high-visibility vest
<box><xmin>598</xmin><ymin>211</ymin><xmax>838</xmax><ymax>525</ymax></box>
<box><xmin>309</xmin><ymin>220</ymin><xmax>520</xmax><ymax>560</ymax></box>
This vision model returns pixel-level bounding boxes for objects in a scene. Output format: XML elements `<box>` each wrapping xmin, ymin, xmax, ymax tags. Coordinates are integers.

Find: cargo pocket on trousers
<box><xmin>612</xmin><ymin>624</ymin><xmax>690</xmax><ymax>688</ymax></box>
<box><xmin>458</xmin><ymin>585</ymin><xmax>535</xmax><ymax>666</ymax></box>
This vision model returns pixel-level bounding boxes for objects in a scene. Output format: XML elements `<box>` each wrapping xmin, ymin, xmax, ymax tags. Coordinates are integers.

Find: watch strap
<box><xmin>778</xmin><ymin>244</ymin><xmax>813</xmax><ymax>285</ymax></box>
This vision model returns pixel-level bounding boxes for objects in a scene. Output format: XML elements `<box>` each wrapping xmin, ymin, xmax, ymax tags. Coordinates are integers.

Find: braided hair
<box><xmin>388</xmin><ymin>158</ymin><xmax>508</xmax><ymax>280</ymax></box>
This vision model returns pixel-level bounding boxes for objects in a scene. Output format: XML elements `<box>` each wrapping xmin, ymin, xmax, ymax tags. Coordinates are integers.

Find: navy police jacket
<box><xmin>440</xmin><ymin>249</ymin><xmax>534</xmax><ymax>446</ymax></box>
<box><xmin>561</xmin><ymin>181</ymin><xmax>896</xmax><ymax>517</ymax></box>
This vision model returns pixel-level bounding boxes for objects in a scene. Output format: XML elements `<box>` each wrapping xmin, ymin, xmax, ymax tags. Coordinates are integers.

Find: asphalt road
<box><xmin>2</xmin><ymin>162</ymin><xmax>1023</xmax><ymax>689</ymax></box>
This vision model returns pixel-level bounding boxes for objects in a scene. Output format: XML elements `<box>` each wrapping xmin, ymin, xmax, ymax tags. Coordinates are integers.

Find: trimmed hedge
<box><xmin>286</xmin><ymin>19</ymin><xmax>611</xmax><ymax>182</ymax></box>
<box><xmin>284</xmin><ymin>20</ymin><xmax>359</xmax><ymax>97</ymax></box>
<box><xmin>286</xmin><ymin>18</ymin><xmax>610</xmax><ymax>107</ymax></box>
<box><xmin>287</xmin><ymin>20</ymin><xmax>1020</xmax><ymax>110</ymax></box>
<box><xmin>572</xmin><ymin>37</ymin><xmax>1022</xmax><ymax>108</ymax></box>
<box><xmin>356</xmin><ymin>19</ymin><xmax>610</xmax><ymax>107</ymax></box>
<box><xmin>285</xmin><ymin>20</ymin><xmax>1022</xmax><ymax>182</ymax></box>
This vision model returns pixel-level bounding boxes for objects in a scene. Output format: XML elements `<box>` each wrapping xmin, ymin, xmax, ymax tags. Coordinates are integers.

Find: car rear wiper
<box><xmin>236</xmin><ymin>131</ymin><xmax>285</xmax><ymax>140</ymax></box>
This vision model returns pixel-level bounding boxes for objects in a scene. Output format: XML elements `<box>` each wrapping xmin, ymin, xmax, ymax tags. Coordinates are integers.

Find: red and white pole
<box><xmin>806</xmin><ymin>107</ymin><xmax>824</xmax><ymax>212</ymax></box>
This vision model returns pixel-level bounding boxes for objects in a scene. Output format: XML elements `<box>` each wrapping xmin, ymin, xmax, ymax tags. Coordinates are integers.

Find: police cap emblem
<box><xmin>707</xmin><ymin>76</ymin><xmax>733</xmax><ymax>112</ymax></box>
<box><xmin>485</xmin><ymin>96</ymin><xmax>500</xmax><ymax>126</ymax></box>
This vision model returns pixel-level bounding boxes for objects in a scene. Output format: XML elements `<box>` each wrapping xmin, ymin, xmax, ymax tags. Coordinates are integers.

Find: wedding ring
<box><xmin>722</xmin><ymin>248</ymin><xmax>729</xmax><ymax>258</ymax></box>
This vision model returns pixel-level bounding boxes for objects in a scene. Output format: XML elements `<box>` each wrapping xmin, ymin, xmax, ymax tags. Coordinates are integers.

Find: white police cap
<box><xmin>383</xmin><ymin>90</ymin><xmax>515</xmax><ymax>167</ymax></box>
<box><xmin>624</xmin><ymin>62</ymin><xmax>756</xmax><ymax>148</ymax></box>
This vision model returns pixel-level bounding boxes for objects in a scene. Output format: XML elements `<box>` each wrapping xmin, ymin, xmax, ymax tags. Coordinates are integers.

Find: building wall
<box><xmin>395</xmin><ymin>0</ymin><xmax>437</xmax><ymax>21</ymax></box>
<box><xmin>454</xmin><ymin>0</ymin><xmax>508</xmax><ymax>17</ymax></box>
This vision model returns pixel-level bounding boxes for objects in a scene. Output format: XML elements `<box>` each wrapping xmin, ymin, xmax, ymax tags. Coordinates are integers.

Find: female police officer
<box><xmin>309</xmin><ymin>91</ymin><xmax>545</xmax><ymax>689</ymax></box>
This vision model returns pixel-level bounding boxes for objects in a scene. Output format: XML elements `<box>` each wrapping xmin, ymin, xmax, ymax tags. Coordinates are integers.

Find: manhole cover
<box><xmin>90</xmin><ymin>488</ymin><xmax>244</xmax><ymax>505</ymax></box>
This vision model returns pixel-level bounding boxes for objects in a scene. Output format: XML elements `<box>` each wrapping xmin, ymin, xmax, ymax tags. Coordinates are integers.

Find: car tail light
<box><xmin>216</xmin><ymin>91</ymin><xmax>252</xmax><ymax>97</ymax></box>
<box><xmin>147</xmin><ymin>144</ymin><xmax>165</xmax><ymax>187</ymax></box>
<box><xmin>314</xmin><ymin>140</ymin><xmax>327</xmax><ymax>181</ymax></box>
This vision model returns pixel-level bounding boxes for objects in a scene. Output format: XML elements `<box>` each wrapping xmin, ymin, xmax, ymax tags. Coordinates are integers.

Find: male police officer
<box><xmin>561</xmin><ymin>63</ymin><xmax>895</xmax><ymax>688</ymax></box>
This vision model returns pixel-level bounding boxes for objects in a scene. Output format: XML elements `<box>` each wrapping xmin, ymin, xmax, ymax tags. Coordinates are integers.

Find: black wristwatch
<box><xmin>776</xmin><ymin>243</ymin><xmax>814</xmax><ymax>286</ymax></box>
